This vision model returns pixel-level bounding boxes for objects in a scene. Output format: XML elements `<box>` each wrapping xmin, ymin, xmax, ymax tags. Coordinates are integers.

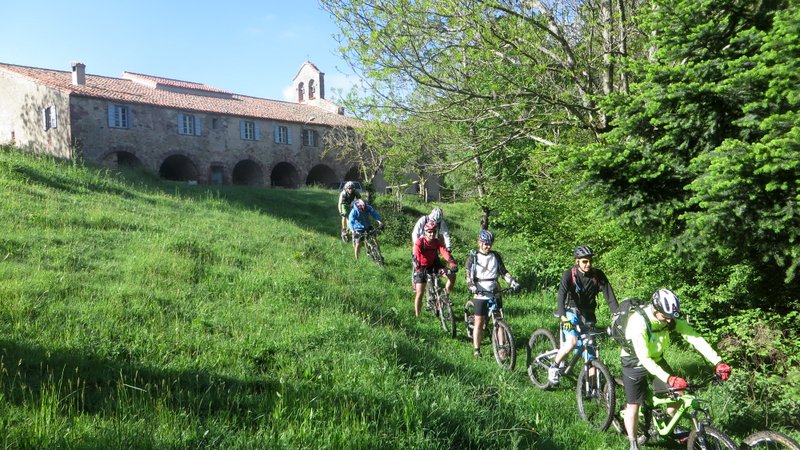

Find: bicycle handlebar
<box><xmin>660</xmin><ymin>374</ymin><xmax>721</xmax><ymax>399</ymax></box>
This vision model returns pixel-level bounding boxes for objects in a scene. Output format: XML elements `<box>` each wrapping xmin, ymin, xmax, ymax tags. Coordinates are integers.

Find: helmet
<box><xmin>344</xmin><ymin>181</ymin><xmax>355</xmax><ymax>190</ymax></box>
<box><xmin>429</xmin><ymin>207</ymin><xmax>443</xmax><ymax>223</ymax></box>
<box><xmin>478</xmin><ymin>230</ymin><xmax>494</xmax><ymax>245</ymax></box>
<box><xmin>651</xmin><ymin>289</ymin><xmax>681</xmax><ymax>319</ymax></box>
<box><xmin>354</xmin><ymin>199</ymin><xmax>366</xmax><ymax>211</ymax></box>
<box><xmin>573</xmin><ymin>245</ymin><xmax>594</xmax><ymax>259</ymax></box>
<box><xmin>423</xmin><ymin>221</ymin><xmax>438</xmax><ymax>232</ymax></box>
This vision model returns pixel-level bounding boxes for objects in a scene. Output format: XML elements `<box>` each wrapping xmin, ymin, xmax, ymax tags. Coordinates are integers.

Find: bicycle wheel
<box><xmin>464</xmin><ymin>300</ymin><xmax>476</xmax><ymax>340</ymax></box>
<box><xmin>526</xmin><ymin>328</ymin><xmax>557</xmax><ymax>388</ymax></box>
<box><xmin>688</xmin><ymin>425</ymin><xmax>738</xmax><ymax>450</ymax></box>
<box><xmin>367</xmin><ymin>237</ymin><xmax>384</xmax><ymax>267</ymax></box>
<box><xmin>743</xmin><ymin>431</ymin><xmax>800</xmax><ymax>450</ymax></box>
<box><xmin>437</xmin><ymin>296</ymin><xmax>457</xmax><ymax>338</ymax></box>
<box><xmin>492</xmin><ymin>320</ymin><xmax>516</xmax><ymax>370</ymax></box>
<box><xmin>576</xmin><ymin>359</ymin><xmax>616</xmax><ymax>431</ymax></box>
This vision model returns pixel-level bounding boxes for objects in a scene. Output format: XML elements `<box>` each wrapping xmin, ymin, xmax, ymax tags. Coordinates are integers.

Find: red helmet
<box><xmin>424</xmin><ymin>220</ymin><xmax>437</xmax><ymax>232</ymax></box>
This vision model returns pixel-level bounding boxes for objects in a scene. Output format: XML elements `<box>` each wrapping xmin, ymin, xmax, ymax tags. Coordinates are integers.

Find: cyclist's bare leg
<box><xmin>444</xmin><ymin>273</ymin><xmax>455</xmax><ymax>295</ymax></box>
<box><xmin>554</xmin><ymin>332</ymin><xmax>578</xmax><ymax>366</ymax></box>
<box><xmin>473</xmin><ymin>314</ymin><xmax>486</xmax><ymax>351</ymax></box>
<box><xmin>413</xmin><ymin>281</ymin><xmax>426</xmax><ymax>317</ymax></box>
<box><xmin>353</xmin><ymin>238</ymin><xmax>362</xmax><ymax>260</ymax></box>
<box><xmin>625</xmin><ymin>403</ymin><xmax>640</xmax><ymax>449</ymax></box>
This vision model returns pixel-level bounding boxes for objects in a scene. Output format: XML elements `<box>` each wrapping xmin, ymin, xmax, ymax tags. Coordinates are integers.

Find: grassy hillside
<box><xmin>0</xmin><ymin>147</ymin><xmax>765</xmax><ymax>449</ymax></box>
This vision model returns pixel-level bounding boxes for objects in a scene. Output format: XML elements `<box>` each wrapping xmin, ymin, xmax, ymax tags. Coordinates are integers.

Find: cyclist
<box><xmin>347</xmin><ymin>199</ymin><xmax>383</xmax><ymax>261</ymax></box>
<box><xmin>549</xmin><ymin>245</ymin><xmax>619</xmax><ymax>385</ymax></box>
<box><xmin>412</xmin><ymin>221</ymin><xmax>457</xmax><ymax>317</ymax></box>
<box><xmin>465</xmin><ymin>230</ymin><xmax>520</xmax><ymax>357</ymax></box>
<box><xmin>411</xmin><ymin>207</ymin><xmax>452</xmax><ymax>251</ymax></box>
<box><xmin>621</xmin><ymin>289</ymin><xmax>732</xmax><ymax>450</ymax></box>
<box><xmin>337</xmin><ymin>181</ymin><xmax>361</xmax><ymax>241</ymax></box>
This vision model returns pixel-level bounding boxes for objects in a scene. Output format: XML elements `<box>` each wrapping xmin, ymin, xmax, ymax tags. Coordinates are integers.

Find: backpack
<box><xmin>608</xmin><ymin>297</ymin><xmax>650</xmax><ymax>351</ymax></box>
<box><xmin>570</xmin><ymin>266</ymin><xmax>600</xmax><ymax>294</ymax></box>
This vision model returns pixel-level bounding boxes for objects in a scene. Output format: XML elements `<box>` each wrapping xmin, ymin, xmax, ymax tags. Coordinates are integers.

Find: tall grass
<box><xmin>0</xmin><ymin>146</ymin><xmax>775</xmax><ymax>449</ymax></box>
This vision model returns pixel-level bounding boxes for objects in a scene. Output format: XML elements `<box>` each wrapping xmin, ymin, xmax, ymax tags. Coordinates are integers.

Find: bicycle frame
<box><xmin>560</xmin><ymin>323</ymin><xmax>603</xmax><ymax>376</ymax></box>
<box><xmin>648</xmin><ymin>378</ymin><xmax>715</xmax><ymax>438</ymax></box>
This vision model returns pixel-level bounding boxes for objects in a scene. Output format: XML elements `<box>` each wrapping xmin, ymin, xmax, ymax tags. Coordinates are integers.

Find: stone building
<box><xmin>0</xmin><ymin>60</ymin><xmax>364</xmax><ymax>187</ymax></box>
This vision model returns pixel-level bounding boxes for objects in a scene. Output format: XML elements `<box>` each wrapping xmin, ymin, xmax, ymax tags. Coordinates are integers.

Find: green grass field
<box><xmin>0</xmin><ymin>147</ymin><xmax>769</xmax><ymax>449</ymax></box>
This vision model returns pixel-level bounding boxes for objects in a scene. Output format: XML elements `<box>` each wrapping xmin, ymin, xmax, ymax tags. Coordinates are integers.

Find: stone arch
<box><xmin>271</xmin><ymin>162</ymin><xmax>300</xmax><ymax>188</ymax></box>
<box><xmin>344</xmin><ymin>166</ymin><xmax>361</xmax><ymax>182</ymax></box>
<box><xmin>159</xmin><ymin>154</ymin><xmax>199</xmax><ymax>182</ymax></box>
<box><xmin>306</xmin><ymin>164</ymin><xmax>338</xmax><ymax>187</ymax></box>
<box><xmin>100</xmin><ymin>150</ymin><xmax>144</xmax><ymax>169</ymax></box>
<box><xmin>232</xmin><ymin>159</ymin><xmax>265</xmax><ymax>186</ymax></box>
<box><xmin>297</xmin><ymin>82</ymin><xmax>305</xmax><ymax>102</ymax></box>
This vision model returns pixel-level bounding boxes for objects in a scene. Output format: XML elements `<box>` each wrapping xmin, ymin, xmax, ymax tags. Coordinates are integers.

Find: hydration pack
<box><xmin>608</xmin><ymin>297</ymin><xmax>649</xmax><ymax>351</ymax></box>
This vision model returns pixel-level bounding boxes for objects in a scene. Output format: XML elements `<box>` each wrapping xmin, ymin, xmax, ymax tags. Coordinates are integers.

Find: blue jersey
<box><xmin>348</xmin><ymin>204</ymin><xmax>382</xmax><ymax>231</ymax></box>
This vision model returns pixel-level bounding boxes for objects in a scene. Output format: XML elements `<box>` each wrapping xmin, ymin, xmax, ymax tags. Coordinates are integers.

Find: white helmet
<box><xmin>429</xmin><ymin>207</ymin><xmax>443</xmax><ymax>223</ymax></box>
<box><xmin>651</xmin><ymin>289</ymin><xmax>681</xmax><ymax>319</ymax></box>
<box><xmin>344</xmin><ymin>181</ymin><xmax>355</xmax><ymax>190</ymax></box>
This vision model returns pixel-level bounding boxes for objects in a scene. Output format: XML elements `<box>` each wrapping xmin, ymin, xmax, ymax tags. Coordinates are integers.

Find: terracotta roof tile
<box><xmin>0</xmin><ymin>62</ymin><xmax>361</xmax><ymax>128</ymax></box>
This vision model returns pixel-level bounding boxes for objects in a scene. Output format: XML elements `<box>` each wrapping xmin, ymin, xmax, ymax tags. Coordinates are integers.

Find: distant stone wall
<box><xmin>0</xmin><ymin>70</ymin><xmax>73</xmax><ymax>158</ymax></box>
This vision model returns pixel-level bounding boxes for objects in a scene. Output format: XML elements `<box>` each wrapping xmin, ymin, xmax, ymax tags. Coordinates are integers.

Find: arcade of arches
<box><xmin>103</xmin><ymin>150</ymin><xmax>361</xmax><ymax>188</ymax></box>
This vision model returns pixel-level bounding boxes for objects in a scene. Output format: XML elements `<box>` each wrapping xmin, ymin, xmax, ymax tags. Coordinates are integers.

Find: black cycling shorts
<box><xmin>472</xmin><ymin>297</ymin><xmax>503</xmax><ymax>316</ymax></box>
<box><xmin>620</xmin><ymin>356</ymin><xmax>673</xmax><ymax>405</ymax></box>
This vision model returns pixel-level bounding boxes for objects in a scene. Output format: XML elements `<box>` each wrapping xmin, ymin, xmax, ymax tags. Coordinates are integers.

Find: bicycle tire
<box><xmin>492</xmin><ymin>320</ymin><xmax>516</xmax><ymax>370</ymax></box>
<box><xmin>687</xmin><ymin>425</ymin><xmax>738</xmax><ymax>450</ymax></box>
<box><xmin>526</xmin><ymin>328</ymin><xmax>557</xmax><ymax>389</ymax></box>
<box><xmin>743</xmin><ymin>431</ymin><xmax>800</xmax><ymax>450</ymax></box>
<box><xmin>367</xmin><ymin>236</ymin><xmax>384</xmax><ymax>267</ymax></box>
<box><xmin>576</xmin><ymin>359</ymin><xmax>616</xmax><ymax>431</ymax></box>
<box><xmin>437</xmin><ymin>296</ymin><xmax>457</xmax><ymax>338</ymax></box>
<box><xmin>464</xmin><ymin>300</ymin><xmax>476</xmax><ymax>340</ymax></box>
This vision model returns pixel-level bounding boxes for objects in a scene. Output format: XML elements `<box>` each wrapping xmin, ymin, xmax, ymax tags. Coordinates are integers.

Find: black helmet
<box><xmin>573</xmin><ymin>245</ymin><xmax>594</xmax><ymax>259</ymax></box>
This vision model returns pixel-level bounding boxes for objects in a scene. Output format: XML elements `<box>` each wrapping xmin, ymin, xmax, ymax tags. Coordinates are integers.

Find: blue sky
<box><xmin>0</xmin><ymin>0</ymin><xmax>360</xmax><ymax>103</ymax></box>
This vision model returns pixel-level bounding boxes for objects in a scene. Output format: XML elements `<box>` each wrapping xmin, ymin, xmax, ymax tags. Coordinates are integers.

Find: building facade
<box><xmin>0</xmin><ymin>61</ymin><xmax>363</xmax><ymax>187</ymax></box>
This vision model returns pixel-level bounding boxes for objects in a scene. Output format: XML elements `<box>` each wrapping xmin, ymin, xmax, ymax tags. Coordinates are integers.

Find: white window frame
<box><xmin>41</xmin><ymin>105</ymin><xmax>57</xmax><ymax>131</ymax></box>
<box><xmin>108</xmin><ymin>104</ymin><xmax>130</xmax><ymax>129</ymax></box>
<box><xmin>274</xmin><ymin>125</ymin><xmax>291</xmax><ymax>144</ymax></box>
<box><xmin>302</xmin><ymin>129</ymin><xmax>317</xmax><ymax>147</ymax></box>
<box><xmin>178</xmin><ymin>113</ymin><xmax>201</xmax><ymax>136</ymax></box>
<box><xmin>241</xmin><ymin>120</ymin><xmax>261</xmax><ymax>141</ymax></box>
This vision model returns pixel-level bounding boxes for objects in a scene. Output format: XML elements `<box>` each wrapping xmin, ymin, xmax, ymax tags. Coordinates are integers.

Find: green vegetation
<box><xmin>1</xmin><ymin>147</ymin><xmax>796</xmax><ymax>448</ymax></box>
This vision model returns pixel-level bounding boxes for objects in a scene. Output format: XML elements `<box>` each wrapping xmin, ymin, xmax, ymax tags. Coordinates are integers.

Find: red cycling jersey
<box><xmin>413</xmin><ymin>236</ymin><xmax>455</xmax><ymax>268</ymax></box>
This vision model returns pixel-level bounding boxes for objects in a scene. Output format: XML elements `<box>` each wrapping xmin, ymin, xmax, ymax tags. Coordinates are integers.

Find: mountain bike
<box><xmin>424</xmin><ymin>267</ymin><xmax>457</xmax><ymax>338</ymax></box>
<box><xmin>612</xmin><ymin>374</ymin><xmax>738</xmax><ymax>450</ymax></box>
<box><xmin>464</xmin><ymin>288</ymin><xmax>516</xmax><ymax>370</ymax></box>
<box><xmin>526</xmin><ymin>320</ymin><xmax>615</xmax><ymax>430</ymax></box>
<box><xmin>354</xmin><ymin>227</ymin><xmax>384</xmax><ymax>267</ymax></box>
<box><xmin>743</xmin><ymin>430</ymin><xmax>800</xmax><ymax>450</ymax></box>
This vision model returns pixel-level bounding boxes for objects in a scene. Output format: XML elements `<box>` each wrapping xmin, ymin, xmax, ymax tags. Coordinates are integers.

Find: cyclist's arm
<box><xmin>675</xmin><ymin>319</ymin><xmax>722</xmax><ymax>366</ymax></box>
<box><xmin>493</xmin><ymin>252</ymin><xmax>516</xmax><ymax>284</ymax></box>
<box><xmin>367</xmin><ymin>205</ymin><xmax>382</xmax><ymax>222</ymax></box>
<box><xmin>439</xmin><ymin>243</ymin><xmax>456</xmax><ymax>268</ymax></box>
<box><xmin>597</xmin><ymin>269</ymin><xmax>620</xmax><ymax>313</ymax></box>
<box><xmin>555</xmin><ymin>270</ymin><xmax>571</xmax><ymax>317</ymax></box>
<box><xmin>411</xmin><ymin>218</ymin><xmax>423</xmax><ymax>244</ymax></box>
<box><xmin>439</xmin><ymin>219</ymin><xmax>452</xmax><ymax>249</ymax></box>
<box><xmin>626</xmin><ymin>312</ymin><xmax>671</xmax><ymax>383</ymax></box>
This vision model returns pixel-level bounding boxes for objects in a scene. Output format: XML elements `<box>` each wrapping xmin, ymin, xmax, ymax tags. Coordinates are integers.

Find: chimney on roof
<box><xmin>71</xmin><ymin>61</ymin><xmax>86</xmax><ymax>86</ymax></box>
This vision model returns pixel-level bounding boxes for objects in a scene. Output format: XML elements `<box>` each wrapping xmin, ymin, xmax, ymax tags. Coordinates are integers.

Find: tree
<box><xmin>581</xmin><ymin>0</ymin><xmax>798</xmax><ymax>307</ymax></box>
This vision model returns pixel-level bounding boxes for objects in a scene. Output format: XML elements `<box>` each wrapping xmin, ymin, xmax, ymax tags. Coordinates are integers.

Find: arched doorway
<box><xmin>344</xmin><ymin>166</ymin><xmax>361</xmax><ymax>182</ymax></box>
<box><xmin>306</xmin><ymin>164</ymin><xmax>338</xmax><ymax>187</ymax></box>
<box><xmin>271</xmin><ymin>162</ymin><xmax>300</xmax><ymax>188</ymax></box>
<box><xmin>159</xmin><ymin>154</ymin><xmax>199</xmax><ymax>182</ymax></box>
<box><xmin>100</xmin><ymin>150</ymin><xmax>143</xmax><ymax>169</ymax></box>
<box><xmin>232</xmin><ymin>159</ymin><xmax>264</xmax><ymax>186</ymax></box>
